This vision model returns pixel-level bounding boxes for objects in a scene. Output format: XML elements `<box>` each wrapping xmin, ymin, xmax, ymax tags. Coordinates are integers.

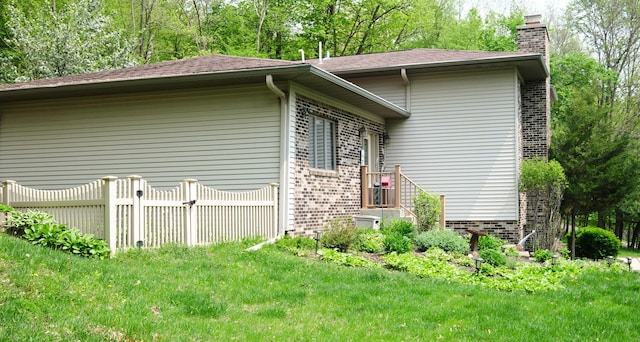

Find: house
<box><xmin>0</xmin><ymin>16</ymin><xmax>550</xmax><ymax>243</ymax></box>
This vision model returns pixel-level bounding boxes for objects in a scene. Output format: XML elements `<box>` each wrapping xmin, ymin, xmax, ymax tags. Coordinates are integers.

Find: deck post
<box><xmin>394</xmin><ymin>165</ymin><xmax>401</xmax><ymax>209</ymax></box>
<box><xmin>361</xmin><ymin>165</ymin><xmax>368</xmax><ymax>209</ymax></box>
<box><xmin>102</xmin><ymin>176</ymin><xmax>118</xmax><ymax>255</ymax></box>
<box><xmin>440</xmin><ymin>194</ymin><xmax>446</xmax><ymax>229</ymax></box>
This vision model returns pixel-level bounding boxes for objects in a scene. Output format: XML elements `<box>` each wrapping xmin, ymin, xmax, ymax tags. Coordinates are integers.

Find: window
<box><xmin>308</xmin><ymin>116</ymin><xmax>336</xmax><ymax>170</ymax></box>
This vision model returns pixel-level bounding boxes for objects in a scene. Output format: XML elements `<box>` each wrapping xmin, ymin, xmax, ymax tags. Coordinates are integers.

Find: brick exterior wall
<box><xmin>293</xmin><ymin>95</ymin><xmax>385</xmax><ymax>235</ymax></box>
<box><xmin>447</xmin><ymin>221</ymin><xmax>520</xmax><ymax>242</ymax></box>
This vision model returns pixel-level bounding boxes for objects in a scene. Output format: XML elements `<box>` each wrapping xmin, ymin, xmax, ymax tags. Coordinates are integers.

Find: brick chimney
<box><xmin>517</xmin><ymin>14</ymin><xmax>550</xmax><ymax>160</ymax></box>
<box><xmin>517</xmin><ymin>15</ymin><xmax>551</xmax><ymax>248</ymax></box>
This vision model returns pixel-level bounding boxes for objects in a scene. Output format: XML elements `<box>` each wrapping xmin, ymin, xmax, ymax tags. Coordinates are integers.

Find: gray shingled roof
<box><xmin>307</xmin><ymin>48</ymin><xmax>547</xmax><ymax>80</ymax></box>
<box><xmin>309</xmin><ymin>48</ymin><xmax>527</xmax><ymax>71</ymax></box>
<box><xmin>0</xmin><ymin>54</ymin><xmax>303</xmax><ymax>91</ymax></box>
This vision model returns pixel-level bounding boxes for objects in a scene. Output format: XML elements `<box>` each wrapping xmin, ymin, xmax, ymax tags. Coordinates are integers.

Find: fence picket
<box><xmin>1</xmin><ymin>176</ymin><xmax>279</xmax><ymax>252</ymax></box>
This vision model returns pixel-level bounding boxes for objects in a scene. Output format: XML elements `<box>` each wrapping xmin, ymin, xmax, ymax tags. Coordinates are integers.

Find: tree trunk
<box><xmin>632</xmin><ymin>222</ymin><xmax>640</xmax><ymax>249</ymax></box>
<box><xmin>571</xmin><ymin>210</ymin><xmax>576</xmax><ymax>260</ymax></box>
<box><xmin>597</xmin><ymin>210</ymin><xmax>606</xmax><ymax>228</ymax></box>
<box><xmin>615</xmin><ymin>208</ymin><xmax>624</xmax><ymax>239</ymax></box>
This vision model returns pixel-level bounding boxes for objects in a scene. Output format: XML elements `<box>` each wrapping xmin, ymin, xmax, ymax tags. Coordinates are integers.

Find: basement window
<box><xmin>308</xmin><ymin>115</ymin><xmax>336</xmax><ymax>170</ymax></box>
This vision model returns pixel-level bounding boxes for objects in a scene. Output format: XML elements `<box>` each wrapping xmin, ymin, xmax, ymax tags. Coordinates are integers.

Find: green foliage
<box><xmin>320</xmin><ymin>217</ymin><xmax>358</xmax><ymax>252</ymax></box>
<box><xmin>0</xmin><ymin>204</ymin><xmax>14</xmax><ymax>213</ymax></box>
<box><xmin>504</xmin><ymin>246</ymin><xmax>520</xmax><ymax>258</ymax></box>
<box><xmin>352</xmin><ymin>228</ymin><xmax>384</xmax><ymax>253</ymax></box>
<box><xmin>1</xmin><ymin>0</ymin><xmax>136</xmax><ymax>83</ymax></box>
<box><xmin>413</xmin><ymin>191</ymin><xmax>441</xmax><ymax>231</ymax></box>
<box><xmin>5</xmin><ymin>209</ymin><xmax>56</xmax><ymax>237</ymax></box>
<box><xmin>519</xmin><ymin>158</ymin><xmax>568</xmax><ymax>193</ymax></box>
<box><xmin>558</xmin><ymin>247</ymin><xmax>570</xmax><ymax>259</ymax></box>
<box><xmin>478</xmin><ymin>248</ymin><xmax>507</xmax><ymax>267</ymax></box>
<box><xmin>532</xmin><ymin>249</ymin><xmax>553</xmax><ymax>263</ymax></box>
<box><xmin>414</xmin><ymin>229</ymin><xmax>468</xmax><ymax>254</ymax></box>
<box><xmin>22</xmin><ymin>222</ymin><xmax>110</xmax><ymax>259</ymax></box>
<box><xmin>569</xmin><ymin>227</ymin><xmax>621</xmax><ymax>259</ymax></box>
<box><xmin>383</xmin><ymin>233</ymin><xmax>413</xmax><ymax>254</ymax></box>
<box><xmin>382</xmin><ymin>219</ymin><xmax>416</xmax><ymax>239</ymax></box>
<box><xmin>321</xmin><ymin>249</ymin><xmax>381</xmax><ymax>268</ymax></box>
<box><xmin>477</xmin><ymin>234</ymin><xmax>506</xmax><ymax>251</ymax></box>
<box><xmin>274</xmin><ymin>235</ymin><xmax>316</xmax><ymax>256</ymax></box>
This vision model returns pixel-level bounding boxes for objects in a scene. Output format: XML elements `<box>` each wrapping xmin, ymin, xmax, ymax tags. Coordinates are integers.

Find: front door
<box><xmin>362</xmin><ymin>132</ymin><xmax>379</xmax><ymax>171</ymax></box>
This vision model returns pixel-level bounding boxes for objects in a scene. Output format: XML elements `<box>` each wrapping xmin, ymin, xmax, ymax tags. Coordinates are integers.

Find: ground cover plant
<box><xmin>1</xmin><ymin>234</ymin><xmax>639</xmax><ymax>341</ymax></box>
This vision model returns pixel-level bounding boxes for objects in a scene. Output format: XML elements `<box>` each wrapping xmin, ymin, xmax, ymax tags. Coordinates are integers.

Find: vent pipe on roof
<box><xmin>326</xmin><ymin>51</ymin><xmax>330</xmax><ymax>60</ymax></box>
<box><xmin>298</xmin><ymin>49</ymin><xmax>305</xmax><ymax>62</ymax></box>
<box><xmin>319</xmin><ymin>41</ymin><xmax>323</xmax><ymax>64</ymax></box>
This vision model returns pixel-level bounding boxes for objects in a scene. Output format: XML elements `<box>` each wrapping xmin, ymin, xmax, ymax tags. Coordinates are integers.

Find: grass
<box><xmin>619</xmin><ymin>247</ymin><xmax>640</xmax><ymax>258</ymax></box>
<box><xmin>1</xmin><ymin>234</ymin><xmax>640</xmax><ymax>341</ymax></box>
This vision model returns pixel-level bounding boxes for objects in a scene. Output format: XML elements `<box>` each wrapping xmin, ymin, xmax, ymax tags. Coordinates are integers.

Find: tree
<box><xmin>1</xmin><ymin>0</ymin><xmax>136</xmax><ymax>83</ymax></box>
<box><xmin>550</xmin><ymin>53</ymin><xmax>640</xmax><ymax>234</ymax></box>
<box><xmin>519</xmin><ymin>158</ymin><xmax>567</xmax><ymax>251</ymax></box>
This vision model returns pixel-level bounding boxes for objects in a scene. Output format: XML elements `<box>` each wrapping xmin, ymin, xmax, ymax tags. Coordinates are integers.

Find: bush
<box><xmin>414</xmin><ymin>229</ymin><xmax>468</xmax><ymax>254</ymax></box>
<box><xmin>532</xmin><ymin>249</ymin><xmax>553</xmax><ymax>263</ymax></box>
<box><xmin>382</xmin><ymin>219</ymin><xmax>415</xmax><ymax>239</ymax></box>
<box><xmin>320</xmin><ymin>217</ymin><xmax>358</xmax><ymax>252</ymax></box>
<box><xmin>22</xmin><ymin>221</ymin><xmax>110</xmax><ymax>259</ymax></box>
<box><xmin>0</xmin><ymin>204</ymin><xmax>14</xmax><ymax>213</ymax></box>
<box><xmin>477</xmin><ymin>234</ymin><xmax>506</xmax><ymax>251</ymax></box>
<box><xmin>478</xmin><ymin>248</ymin><xmax>507</xmax><ymax>267</ymax></box>
<box><xmin>383</xmin><ymin>232</ymin><xmax>413</xmax><ymax>254</ymax></box>
<box><xmin>569</xmin><ymin>227</ymin><xmax>620</xmax><ymax>259</ymax></box>
<box><xmin>352</xmin><ymin>228</ymin><xmax>384</xmax><ymax>253</ymax></box>
<box><xmin>413</xmin><ymin>191</ymin><xmax>441</xmax><ymax>231</ymax></box>
<box><xmin>6</xmin><ymin>209</ymin><xmax>56</xmax><ymax>237</ymax></box>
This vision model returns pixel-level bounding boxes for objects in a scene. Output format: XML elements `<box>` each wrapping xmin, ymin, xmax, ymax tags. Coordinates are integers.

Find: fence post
<box><xmin>2</xmin><ymin>180</ymin><xmax>15</xmax><ymax>205</ymax></box>
<box><xmin>440</xmin><ymin>194</ymin><xmax>446</xmax><ymax>229</ymax></box>
<box><xmin>128</xmin><ymin>175</ymin><xmax>143</xmax><ymax>248</ymax></box>
<box><xmin>102</xmin><ymin>176</ymin><xmax>118</xmax><ymax>256</ymax></box>
<box><xmin>184</xmin><ymin>179</ymin><xmax>198</xmax><ymax>246</ymax></box>
<box><xmin>394</xmin><ymin>165</ymin><xmax>402</xmax><ymax>209</ymax></box>
<box><xmin>270</xmin><ymin>183</ymin><xmax>279</xmax><ymax>238</ymax></box>
<box><xmin>361</xmin><ymin>165</ymin><xmax>368</xmax><ymax>209</ymax></box>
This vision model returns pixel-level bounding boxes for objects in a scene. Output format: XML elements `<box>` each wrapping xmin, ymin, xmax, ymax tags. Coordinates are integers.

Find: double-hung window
<box><xmin>308</xmin><ymin>116</ymin><xmax>336</xmax><ymax>170</ymax></box>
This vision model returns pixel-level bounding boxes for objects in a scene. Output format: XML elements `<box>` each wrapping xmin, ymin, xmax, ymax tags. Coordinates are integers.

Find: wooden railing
<box><xmin>361</xmin><ymin>164</ymin><xmax>445</xmax><ymax>227</ymax></box>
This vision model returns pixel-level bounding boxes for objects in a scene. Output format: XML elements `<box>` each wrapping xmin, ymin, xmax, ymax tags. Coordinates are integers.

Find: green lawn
<box><xmin>1</xmin><ymin>234</ymin><xmax>639</xmax><ymax>341</ymax></box>
<box><xmin>619</xmin><ymin>247</ymin><xmax>640</xmax><ymax>258</ymax></box>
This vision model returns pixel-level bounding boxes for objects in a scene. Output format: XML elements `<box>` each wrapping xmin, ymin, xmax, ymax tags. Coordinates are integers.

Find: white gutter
<box><xmin>266</xmin><ymin>75</ymin><xmax>288</xmax><ymax>237</ymax></box>
<box><xmin>401</xmin><ymin>68</ymin><xmax>411</xmax><ymax>111</ymax></box>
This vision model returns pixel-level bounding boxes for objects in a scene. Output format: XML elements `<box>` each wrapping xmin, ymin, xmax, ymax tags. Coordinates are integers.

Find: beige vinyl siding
<box><xmin>0</xmin><ymin>84</ymin><xmax>281</xmax><ymax>190</ymax></box>
<box><xmin>384</xmin><ymin>69</ymin><xmax>519</xmax><ymax>221</ymax></box>
<box><xmin>347</xmin><ymin>75</ymin><xmax>406</xmax><ymax>108</ymax></box>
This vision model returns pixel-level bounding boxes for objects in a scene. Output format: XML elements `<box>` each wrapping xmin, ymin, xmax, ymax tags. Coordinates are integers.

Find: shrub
<box><xmin>569</xmin><ymin>227</ymin><xmax>620</xmax><ymax>259</ymax></box>
<box><xmin>478</xmin><ymin>248</ymin><xmax>507</xmax><ymax>267</ymax></box>
<box><xmin>414</xmin><ymin>229</ymin><xmax>468</xmax><ymax>254</ymax></box>
<box><xmin>477</xmin><ymin>234</ymin><xmax>506</xmax><ymax>251</ymax></box>
<box><xmin>0</xmin><ymin>204</ymin><xmax>14</xmax><ymax>213</ymax></box>
<box><xmin>22</xmin><ymin>222</ymin><xmax>110</xmax><ymax>259</ymax></box>
<box><xmin>383</xmin><ymin>232</ymin><xmax>413</xmax><ymax>254</ymax></box>
<box><xmin>413</xmin><ymin>191</ymin><xmax>441</xmax><ymax>231</ymax></box>
<box><xmin>382</xmin><ymin>219</ymin><xmax>415</xmax><ymax>239</ymax></box>
<box><xmin>5</xmin><ymin>209</ymin><xmax>56</xmax><ymax>237</ymax></box>
<box><xmin>320</xmin><ymin>217</ymin><xmax>358</xmax><ymax>252</ymax></box>
<box><xmin>532</xmin><ymin>249</ymin><xmax>553</xmax><ymax>263</ymax></box>
<box><xmin>352</xmin><ymin>228</ymin><xmax>384</xmax><ymax>253</ymax></box>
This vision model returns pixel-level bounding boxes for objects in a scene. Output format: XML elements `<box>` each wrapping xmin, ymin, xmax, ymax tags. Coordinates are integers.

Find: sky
<box><xmin>463</xmin><ymin>0</ymin><xmax>572</xmax><ymax>19</ymax></box>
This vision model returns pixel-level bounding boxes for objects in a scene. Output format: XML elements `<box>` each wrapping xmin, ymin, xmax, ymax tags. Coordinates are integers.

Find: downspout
<box><xmin>266</xmin><ymin>75</ymin><xmax>288</xmax><ymax>237</ymax></box>
<box><xmin>401</xmin><ymin>68</ymin><xmax>411</xmax><ymax>111</ymax></box>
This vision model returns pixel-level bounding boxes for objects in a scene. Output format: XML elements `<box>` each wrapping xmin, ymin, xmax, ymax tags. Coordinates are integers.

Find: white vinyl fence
<box><xmin>1</xmin><ymin>176</ymin><xmax>279</xmax><ymax>254</ymax></box>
